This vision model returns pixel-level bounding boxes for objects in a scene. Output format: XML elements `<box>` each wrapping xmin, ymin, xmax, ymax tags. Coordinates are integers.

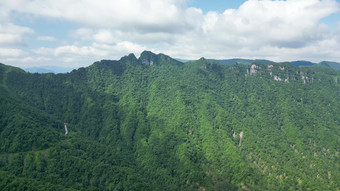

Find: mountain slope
<box><xmin>209</xmin><ymin>58</ymin><xmax>340</xmax><ymax>71</ymax></box>
<box><xmin>0</xmin><ymin>52</ymin><xmax>339</xmax><ymax>190</ymax></box>
<box><xmin>208</xmin><ymin>58</ymin><xmax>274</xmax><ymax>66</ymax></box>
<box><xmin>320</xmin><ymin>61</ymin><xmax>340</xmax><ymax>71</ymax></box>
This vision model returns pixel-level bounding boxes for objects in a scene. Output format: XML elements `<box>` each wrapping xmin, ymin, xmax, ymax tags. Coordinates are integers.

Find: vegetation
<box><xmin>0</xmin><ymin>51</ymin><xmax>339</xmax><ymax>190</ymax></box>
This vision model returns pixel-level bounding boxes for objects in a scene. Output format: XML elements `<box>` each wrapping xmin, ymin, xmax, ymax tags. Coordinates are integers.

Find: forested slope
<box><xmin>0</xmin><ymin>51</ymin><xmax>339</xmax><ymax>190</ymax></box>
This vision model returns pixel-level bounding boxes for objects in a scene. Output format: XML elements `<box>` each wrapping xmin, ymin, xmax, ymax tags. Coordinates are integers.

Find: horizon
<box><xmin>11</xmin><ymin>50</ymin><xmax>340</xmax><ymax>74</ymax></box>
<box><xmin>1</xmin><ymin>0</ymin><xmax>340</xmax><ymax>68</ymax></box>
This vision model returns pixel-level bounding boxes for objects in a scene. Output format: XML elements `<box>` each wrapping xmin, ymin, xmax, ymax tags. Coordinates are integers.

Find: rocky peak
<box><xmin>139</xmin><ymin>50</ymin><xmax>157</xmax><ymax>66</ymax></box>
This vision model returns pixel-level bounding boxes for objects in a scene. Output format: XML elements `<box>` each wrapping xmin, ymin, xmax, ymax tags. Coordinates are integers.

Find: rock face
<box><xmin>274</xmin><ymin>76</ymin><xmax>282</xmax><ymax>81</ymax></box>
<box><xmin>140</xmin><ymin>51</ymin><xmax>157</xmax><ymax>66</ymax></box>
<box><xmin>245</xmin><ymin>62</ymin><xmax>323</xmax><ymax>84</ymax></box>
<box><xmin>239</xmin><ymin>131</ymin><xmax>244</xmax><ymax>147</ymax></box>
<box><xmin>250</xmin><ymin>64</ymin><xmax>258</xmax><ymax>75</ymax></box>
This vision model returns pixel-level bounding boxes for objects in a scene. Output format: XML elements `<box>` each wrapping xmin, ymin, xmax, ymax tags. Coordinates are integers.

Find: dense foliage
<box><xmin>0</xmin><ymin>51</ymin><xmax>339</xmax><ymax>190</ymax></box>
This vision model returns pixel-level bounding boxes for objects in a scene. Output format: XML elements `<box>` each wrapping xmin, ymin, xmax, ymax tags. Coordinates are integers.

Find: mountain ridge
<box><xmin>0</xmin><ymin>51</ymin><xmax>339</xmax><ymax>190</ymax></box>
<box><xmin>5</xmin><ymin>51</ymin><xmax>338</xmax><ymax>74</ymax></box>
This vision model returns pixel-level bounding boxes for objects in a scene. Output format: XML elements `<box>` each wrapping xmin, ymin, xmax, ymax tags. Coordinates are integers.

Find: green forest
<box><xmin>0</xmin><ymin>51</ymin><xmax>339</xmax><ymax>190</ymax></box>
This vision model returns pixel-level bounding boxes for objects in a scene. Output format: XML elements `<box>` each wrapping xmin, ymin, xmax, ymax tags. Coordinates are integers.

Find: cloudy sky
<box><xmin>1</xmin><ymin>0</ymin><xmax>340</xmax><ymax>69</ymax></box>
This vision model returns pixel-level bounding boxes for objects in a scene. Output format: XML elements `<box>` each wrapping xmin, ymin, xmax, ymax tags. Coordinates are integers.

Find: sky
<box><xmin>1</xmin><ymin>0</ymin><xmax>340</xmax><ymax>69</ymax></box>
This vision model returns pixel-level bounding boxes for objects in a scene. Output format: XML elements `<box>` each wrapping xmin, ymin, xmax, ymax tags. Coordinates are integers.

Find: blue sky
<box><xmin>191</xmin><ymin>0</ymin><xmax>244</xmax><ymax>12</ymax></box>
<box><xmin>1</xmin><ymin>0</ymin><xmax>340</xmax><ymax>69</ymax></box>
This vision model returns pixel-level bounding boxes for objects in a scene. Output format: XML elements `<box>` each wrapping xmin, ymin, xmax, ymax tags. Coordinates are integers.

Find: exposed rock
<box><xmin>274</xmin><ymin>76</ymin><xmax>282</xmax><ymax>81</ymax></box>
<box><xmin>285</xmin><ymin>77</ymin><xmax>289</xmax><ymax>83</ymax></box>
<box><xmin>250</xmin><ymin>64</ymin><xmax>258</xmax><ymax>75</ymax></box>
<box><xmin>239</xmin><ymin>131</ymin><xmax>244</xmax><ymax>147</ymax></box>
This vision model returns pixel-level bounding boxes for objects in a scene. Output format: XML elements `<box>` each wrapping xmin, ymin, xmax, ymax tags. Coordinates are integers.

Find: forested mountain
<box><xmin>0</xmin><ymin>51</ymin><xmax>339</xmax><ymax>190</ymax></box>
<box><xmin>209</xmin><ymin>59</ymin><xmax>340</xmax><ymax>71</ymax></box>
<box><xmin>207</xmin><ymin>59</ymin><xmax>274</xmax><ymax>66</ymax></box>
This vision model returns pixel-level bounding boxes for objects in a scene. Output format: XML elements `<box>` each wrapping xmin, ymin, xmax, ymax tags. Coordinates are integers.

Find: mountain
<box><xmin>24</xmin><ymin>66</ymin><xmax>74</xmax><ymax>74</ymax></box>
<box><xmin>0</xmin><ymin>51</ymin><xmax>339</xmax><ymax>190</ymax></box>
<box><xmin>23</xmin><ymin>59</ymin><xmax>340</xmax><ymax>74</ymax></box>
<box><xmin>208</xmin><ymin>59</ymin><xmax>340</xmax><ymax>71</ymax></box>
<box><xmin>290</xmin><ymin>61</ymin><xmax>340</xmax><ymax>71</ymax></box>
<box><xmin>208</xmin><ymin>58</ymin><xmax>274</xmax><ymax>66</ymax></box>
<box><xmin>320</xmin><ymin>61</ymin><xmax>340</xmax><ymax>71</ymax></box>
<box><xmin>290</xmin><ymin>60</ymin><xmax>315</xmax><ymax>67</ymax></box>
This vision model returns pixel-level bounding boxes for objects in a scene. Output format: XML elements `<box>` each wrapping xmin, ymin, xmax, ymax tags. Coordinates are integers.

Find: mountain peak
<box><xmin>127</xmin><ymin>53</ymin><xmax>137</xmax><ymax>60</ymax></box>
<box><xmin>139</xmin><ymin>50</ymin><xmax>157</xmax><ymax>66</ymax></box>
<box><xmin>140</xmin><ymin>50</ymin><xmax>156</xmax><ymax>58</ymax></box>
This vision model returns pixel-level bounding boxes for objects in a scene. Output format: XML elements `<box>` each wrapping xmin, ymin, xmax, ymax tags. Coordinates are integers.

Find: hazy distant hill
<box><xmin>320</xmin><ymin>61</ymin><xmax>340</xmax><ymax>70</ymax></box>
<box><xmin>24</xmin><ymin>66</ymin><xmax>73</xmax><ymax>74</ymax></box>
<box><xmin>290</xmin><ymin>60</ymin><xmax>315</xmax><ymax>67</ymax></box>
<box><xmin>208</xmin><ymin>58</ymin><xmax>274</xmax><ymax>66</ymax></box>
<box><xmin>0</xmin><ymin>52</ymin><xmax>339</xmax><ymax>190</ymax></box>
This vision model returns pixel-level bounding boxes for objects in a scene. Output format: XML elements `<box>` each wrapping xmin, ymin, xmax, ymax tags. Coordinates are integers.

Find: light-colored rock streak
<box><xmin>64</xmin><ymin>123</ymin><xmax>68</xmax><ymax>135</ymax></box>
<box><xmin>239</xmin><ymin>131</ymin><xmax>244</xmax><ymax>147</ymax></box>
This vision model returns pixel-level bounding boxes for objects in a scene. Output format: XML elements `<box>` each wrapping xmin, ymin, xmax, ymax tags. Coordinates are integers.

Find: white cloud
<box><xmin>1</xmin><ymin>0</ymin><xmax>193</xmax><ymax>33</ymax></box>
<box><xmin>200</xmin><ymin>0</ymin><xmax>339</xmax><ymax>48</ymax></box>
<box><xmin>0</xmin><ymin>6</ymin><xmax>11</xmax><ymax>22</ymax></box>
<box><xmin>0</xmin><ymin>24</ymin><xmax>33</xmax><ymax>45</ymax></box>
<box><xmin>115</xmin><ymin>41</ymin><xmax>148</xmax><ymax>53</ymax></box>
<box><xmin>0</xmin><ymin>48</ymin><xmax>24</xmax><ymax>57</ymax></box>
<box><xmin>37</xmin><ymin>36</ymin><xmax>57</xmax><ymax>42</ymax></box>
<box><xmin>70</xmin><ymin>28</ymin><xmax>94</xmax><ymax>41</ymax></box>
<box><xmin>160</xmin><ymin>0</ymin><xmax>340</xmax><ymax>62</ymax></box>
<box><xmin>93</xmin><ymin>30</ymin><xmax>118</xmax><ymax>44</ymax></box>
<box><xmin>1</xmin><ymin>0</ymin><xmax>340</xmax><ymax>68</ymax></box>
<box><xmin>34</xmin><ymin>45</ymin><xmax>107</xmax><ymax>57</ymax></box>
<box><xmin>30</xmin><ymin>41</ymin><xmax>147</xmax><ymax>67</ymax></box>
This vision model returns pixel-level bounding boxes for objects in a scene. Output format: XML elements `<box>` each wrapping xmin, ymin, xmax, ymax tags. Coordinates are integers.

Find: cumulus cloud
<box><xmin>33</xmin><ymin>45</ymin><xmax>107</xmax><ymax>58</ymax></box>
<box><xmin>1</xmin><ymin>0</ymin><xmax>340</xmax><ymax>68</ymax></box>
<box><xmin>202</xmin><ymin>0</ymin><xmax>339</xmax><ymax>48</ymax></box>
<box><xmin>0</xmin><ymin>48</ymin><xmax>24</xmax><ymax>57</ymax></box>
<box><xmin>161</xmin><ymin>0</ymin><xmax>340</xmax><ymax>61</ymax></box>
<box><xmin>1</xmin><ymin>0</ymin><xmax>195</xmax><ymax>33</ymax></box>
<box><xmin>34</xmin><ymin>41</ymin><xmax>147</xmax><ymax>58</ymax></box>
<box><xmin>28</xmin><ymin>41</ymin><xmax>147</xmax><ymax>68</ymax></box>
<box><xmin>0</xmin><ymin>24</ymin><xmax>33</xmax><ymax>45</ymax></box>
<box><xmin>93</xmin><ymin>30</ymin><xmax>118</xmax><ymax>44</ymax></box>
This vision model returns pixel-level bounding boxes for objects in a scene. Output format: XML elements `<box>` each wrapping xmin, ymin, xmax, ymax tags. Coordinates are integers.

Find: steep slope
<box><xmin>0</xmin><ymin>51</ymin><xmax>339</xmax><ymax>190</ymax></box>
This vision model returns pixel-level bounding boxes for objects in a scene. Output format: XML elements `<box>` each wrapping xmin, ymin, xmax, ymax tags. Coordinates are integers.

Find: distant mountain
<box><xmin>208</xmin><ymin>58</ymin><xmax>274</xmax><ymax>66</ymax></box>
<box><xmin>24</xmin><ymin>66</ymin><xmax>73</xmax><ymax>73</ymax></box>
<box><xmin>291</xmin><ymin>61</ymin><xmax>340</xmax><ymax>71</ymax></box>
<box><xmin>175</xmin><ymin>58</ymin><xmax>190</xmax><ymax>63</ymax></box>
<box><xmin>1</xmin><ymin>52</ymin><xmax>339</xmax><ymax>190</ymax></box>
<box><xmin>290</xmin><ymin>60</ymin><xmax>315</xmax><ymax>67</ymax></box>
<box><xmin>320</xmin><ymin>61</ymin><xmax>340</xmax><ymax>71</ymax></box>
